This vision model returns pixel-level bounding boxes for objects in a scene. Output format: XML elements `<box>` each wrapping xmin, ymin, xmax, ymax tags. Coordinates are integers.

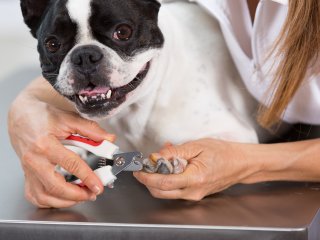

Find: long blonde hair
<box><xmin>258</xmin><ymin>0</ymin><xmax>320</xmax><ymax>128</ymax></box>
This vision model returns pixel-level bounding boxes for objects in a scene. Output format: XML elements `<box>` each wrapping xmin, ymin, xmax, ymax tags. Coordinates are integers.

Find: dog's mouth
<box><xmin>70</xmin><ymin>61</ymin><xmax>151</xmax><ymax>115</ymax></box>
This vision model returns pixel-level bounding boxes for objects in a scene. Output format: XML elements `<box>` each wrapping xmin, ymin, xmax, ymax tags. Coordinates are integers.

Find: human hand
<box><xmin>8</xmin><ymin>93</ymin><xmax>115</xmax><ymax>208</ymax></box>
<box><xmin>134</xmin><ymin>138</ymin><xmax>259</xmax><ymax>201</ymax></box>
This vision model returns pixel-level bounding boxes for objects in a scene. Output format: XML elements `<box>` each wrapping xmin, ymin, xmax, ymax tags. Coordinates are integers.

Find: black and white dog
<box><xmin>21</xmin><ymin>0</ymin><xmax>258</xmax><ymax>153</ymax></box>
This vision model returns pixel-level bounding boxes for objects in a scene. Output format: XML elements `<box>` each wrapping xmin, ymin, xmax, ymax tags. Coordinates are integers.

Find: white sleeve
<box><xmin>159</xmin><ymin>0</ymin><xmax>196</xmax><ymax>3</ymax></box>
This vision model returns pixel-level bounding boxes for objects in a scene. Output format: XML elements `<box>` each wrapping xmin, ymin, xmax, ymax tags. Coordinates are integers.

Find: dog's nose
<box><xmin>71</xmin><ymin>45</ymin><xmax>103</xmax><ymax>74</ymax></box>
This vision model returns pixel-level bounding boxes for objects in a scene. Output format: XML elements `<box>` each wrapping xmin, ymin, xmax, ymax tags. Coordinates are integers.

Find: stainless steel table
<box><xmin>1</xmin><ymin>69</ymin><xmax>320</xmax><ymax>240</ymax></box>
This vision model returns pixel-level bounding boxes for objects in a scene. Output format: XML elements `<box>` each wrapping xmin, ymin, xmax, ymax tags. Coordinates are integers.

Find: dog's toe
<box><xmin>142</xmin><ymin>155</ymin><xmax>187</xmax><ymax>174</ymax></box>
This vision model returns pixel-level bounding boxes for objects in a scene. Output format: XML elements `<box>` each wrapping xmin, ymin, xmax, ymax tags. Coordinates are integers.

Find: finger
<box><xmin>66</xmin><ymin>116</ymin><xmax>116</xmax><ymax>142</ymax></box>
<box><xmin>159</xmin><ymin>142</ymin><xmax>202</xmax><ymax>161</ymax></box>
<box><xmin>34</xmin><ymin>142</ymin><xmax>104</xmax><ymax>196</ymax></box>
<box><xmin>47</xmin><ymin>171</ymin><xmax>98</xmax><ymax>201</ymax></box>
<box><xmin>163</xmin><ymin>142</ymin><xmax>173</xmax><ymax>148</ymax></box>
<box><xmin>133</xmin><ymin>165</ymin><xmax>198</xmax><ymax>191</ymax></box>
<box><xmin>32</xmin><ymin>191</ymin><xmax>79</xmax><ymax>208</ymax></box>
<box><xmin>25</xmin><ymin>181</ymin><xmax>50</xmax><ymax>208</ymax></box>
<box><xmin>27</xmin><ymin>165</ymin><xmax>96</xmax><ymax>202</ymax></box>
<box><xmin>147</xmin><ymin>186</ymin><xmax>183</xmax><ymax>200</ymax></box>
<box><xmin>28</xmin><ymin>195</ymin><xmax>51</xmax><ymax>208</ymax></box>
<box><xmin>25</xmin><ymin>151</ymin><xmax>99</xmax><ymax>202</ymax></box>
<box><xmin>35</xmin><ymin>194</ymin><xmax>79</xmax><ymax>208</ymax></box>
<box><xmin>31</xmin><ymin>190</ymin><xmax>79</xmax><ymax>208</ymax></box>
<box><xmin>148</xmin><ymin>186</ymin><xmax>206</xmax><ymax>201</ymax></box>
<box><xmin>25</xmin><ymin>175</ymin><xmax>79</xmax><ymax>208</ymax></box>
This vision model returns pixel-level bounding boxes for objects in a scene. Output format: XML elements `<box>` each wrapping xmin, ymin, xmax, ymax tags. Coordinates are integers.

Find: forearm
<box><xmin>243</xmin><ymin>139</ymin><xmax>320</xmax><ymax>183</ymax></box>
<box><xmin>14</xmin><ymin>77</ymin><xmax>75</xmax><ymax>112</ymax></box>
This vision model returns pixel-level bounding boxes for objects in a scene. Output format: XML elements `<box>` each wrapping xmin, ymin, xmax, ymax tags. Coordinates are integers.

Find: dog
<box><xmin>20</xmin><ymin>0</ymin><xmax>259</xmax><ymax>155</ymax></box>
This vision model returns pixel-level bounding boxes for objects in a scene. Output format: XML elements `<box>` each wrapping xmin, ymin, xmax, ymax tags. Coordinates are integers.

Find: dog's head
<box><xmin>21</xmin><ymin>0</ymin><xmax>164</xmax><ymax>118</ymax></box>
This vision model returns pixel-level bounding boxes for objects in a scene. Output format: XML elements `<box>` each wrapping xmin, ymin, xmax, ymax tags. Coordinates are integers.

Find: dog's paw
<box><xmin>143</xmin><ymin>153</ymin><xmax>188</xmax><ymax>174</ymax></box>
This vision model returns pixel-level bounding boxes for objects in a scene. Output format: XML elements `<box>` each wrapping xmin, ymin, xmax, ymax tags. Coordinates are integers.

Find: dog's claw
<box><xmin>172</xmin><ymin>157</ymin><xmax>188</xmax><ymax>174</ymax></box>
<box><xmin>156</xmin><ymin>158</ymin><xmax>173</xmax><ymax>174</ymax></box>
<box><xmin>142</xmin><ymin>155</ymin><xmax>188</xmax><ymax>174</ymax></box>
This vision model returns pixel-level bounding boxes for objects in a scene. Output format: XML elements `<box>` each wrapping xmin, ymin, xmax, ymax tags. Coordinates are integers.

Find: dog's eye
<box><xmin>113</xmin><ymin>24</ymin><xmax>133</xmax><ymax>41</ymax></box>
<box><xmin>45</xmin><ymin>38</ymin><xmax>61</xmax><ymax>53</ymax></box>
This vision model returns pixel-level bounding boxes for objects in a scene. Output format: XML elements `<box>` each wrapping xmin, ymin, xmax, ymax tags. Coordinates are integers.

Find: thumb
<box><xmin>159</xmin><ymin>141</ymin><xmax>202</xmax><ymax>161</ymax></box>
<box><xmin>163</xmin><ymin>141</ymin><xmax>173</xmax><ymax>148</ymax></box>
<box><xmin>66</xmin><ymin>116</ymin><xmax>116</xmax><ymax>143</ymax></box>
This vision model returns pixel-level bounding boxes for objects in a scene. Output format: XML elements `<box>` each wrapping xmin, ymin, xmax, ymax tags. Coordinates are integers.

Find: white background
<box><xmin>0</xmin><ymin>0</ymin><xmax>39</xmax><ymax>82</ymax></box>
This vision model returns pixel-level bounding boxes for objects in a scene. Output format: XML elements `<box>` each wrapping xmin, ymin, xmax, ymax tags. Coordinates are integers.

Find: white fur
<box><xmin>59</xmin><ymin>1</ymin><xmax>258</xmax><ymax>154</ymax></box>
<box><xmin>58</xmin><ymin>0</ymin><xmax>96</xmax><ymax>94</ymax></box>
<box><xmin>100</xmin><ymin>2</ymin><xmax>259</xmax><ymax>153</ymax></box>
<box><xmin>58</xmin><ymin>0</ymin><xmax>160</xmax><ymax>110</ymax></box>
<box><xmin>67</xmin><ymin>0</ymin><xmax>92</xmax><ymax>43</ymax></box>
<box><xmin>56</xmin><ymin>39</ymin><xmax>160</xmax><ymax>114</ymax></box>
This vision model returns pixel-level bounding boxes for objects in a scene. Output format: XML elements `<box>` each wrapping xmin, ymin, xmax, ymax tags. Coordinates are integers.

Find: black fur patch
<box><xmin>21</xmin><ymin>0</ymin><xmax>163</xmax><ymax>85</ymax></box>
<box><xmin>90</xmin><ymin>0</ymin><xmax>163</xmax><ymax>57</ymax></box>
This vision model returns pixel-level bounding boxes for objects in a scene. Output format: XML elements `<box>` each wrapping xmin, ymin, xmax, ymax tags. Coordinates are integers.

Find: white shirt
<box><xmin>164</xmin><ymin>0</ymin><xmax>320</xmax><ymax>124</ymax></box>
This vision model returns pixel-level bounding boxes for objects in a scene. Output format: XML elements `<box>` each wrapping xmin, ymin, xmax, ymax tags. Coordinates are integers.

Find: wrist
<box><xmin>238</xmin><ymin>142</ymin><xmax>293</xmax><ymax>184</ymax></box>
<box><xmin>240</xmin><ymin>139</ymin><xmax>320</xmax><ymax>183</ymax></box>
<box><xmin>25</xmin><ymin>77</ymin><xmax>76</xmax><ymax>112</ymax></box>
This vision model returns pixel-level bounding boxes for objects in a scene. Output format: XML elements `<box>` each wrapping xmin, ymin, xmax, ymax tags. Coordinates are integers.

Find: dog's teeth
<box><xmin>78</xmin><ymin>92</ymin><xmax>109</xmax><ymax>104</ymax></box>
<box><xmin>79</xmin><ymin>95</ymin><xmax>85</xmax><ymax>104</ymax></box>
<box><xmin>106</xmin><ymin>90</ymin><xmax>112</xmax><ymax>99</ymax></box>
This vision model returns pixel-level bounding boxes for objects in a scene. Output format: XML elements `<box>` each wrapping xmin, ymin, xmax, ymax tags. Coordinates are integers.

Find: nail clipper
<box><xmin>61</xmin><ymin>134</ymin><xmax>143</xmax><ymax>187</ymax></box>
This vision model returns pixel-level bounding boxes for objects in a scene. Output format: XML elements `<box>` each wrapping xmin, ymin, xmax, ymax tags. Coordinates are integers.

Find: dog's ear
<box><xmin>140</xmin><ymin>0</ymin><xmax>161</xmax><ymax>17</ymax></box>
<box><xmin>149</xmin><ymin>0</ymin><xmax>161</xmax><ymax>6</ymax></box>
<box><xmin>141</xmin><ymin>0</ymin><xmax>161</xmax><ymax>9</ymax></box>
<box><xmin>20</xmin><ymin>0</ymin><xmax>51</xmax><ymax>38</ymax></box>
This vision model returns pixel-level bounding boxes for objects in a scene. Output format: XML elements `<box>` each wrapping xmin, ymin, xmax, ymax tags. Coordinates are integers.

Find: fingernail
<box><xmin>90</xmin><ymin>195</ymin><xmax>97</xmax><ymax>202</ymax></box>
<box><xmin>164</xmin><ymin>142</ymin><xmax>173</xmax><ymax>147</ymax></box>
<box><xmin>133</xmin><ymin>172</ymin><xmax>141</xmax><ymax>178</ymax></box>
<box><xmin>106</xmin><ymin>135</ymin><xmax>116</xmax><ymax>142</ymax></box>
<box><xmin>93</xmin><ymin>185</ymin><xmax>101</xmax><ymax>195</ymax></box>
<box><xmin>150</xmin><ymin>153</ymin><xmax>162</xmax><ymax>162</ymax></box>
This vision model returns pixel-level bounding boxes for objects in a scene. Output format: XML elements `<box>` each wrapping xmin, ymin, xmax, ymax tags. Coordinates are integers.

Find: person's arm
<box><xmin>134</xmin><ymin>138</ymin><xmax>320</xmax><ymax>201</ymax></box>
<box><xmin>21</xmin><ymin>76</ymin><xmax>75</xmax><ymax>111</ymax></box>
<box><xmin>8</xmin><ymin>77</ymin><xmax>115</xmax><ymax>208</ymax></box>
<box><xmin>244</xmin><ymin>139</ymin><xmax>320</xmax><ymax>183</ymax></box>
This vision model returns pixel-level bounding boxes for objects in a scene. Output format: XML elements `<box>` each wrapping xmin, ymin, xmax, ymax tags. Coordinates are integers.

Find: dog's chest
<box><xmin>102</xmin><ymin>2</ymin><xmax>258</xmax><ymax>154</ymax></box>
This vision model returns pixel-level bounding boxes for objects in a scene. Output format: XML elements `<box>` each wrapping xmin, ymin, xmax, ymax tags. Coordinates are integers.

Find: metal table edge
<box><xmin>308</xmin><ymin>208</ymin><xmax>320</xmax><ymax>240</ymax></box>
<box><xmin>0</xmin><ymin>219</ymin><xmax>308</xmax><ymax>232</ymax></box>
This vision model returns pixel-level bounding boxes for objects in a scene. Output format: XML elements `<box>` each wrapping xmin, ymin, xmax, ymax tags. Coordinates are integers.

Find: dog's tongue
<box><xmin>79</xmin><ymin>87</ymin><xmax>110</xmax><ymax>96</ymax></box>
